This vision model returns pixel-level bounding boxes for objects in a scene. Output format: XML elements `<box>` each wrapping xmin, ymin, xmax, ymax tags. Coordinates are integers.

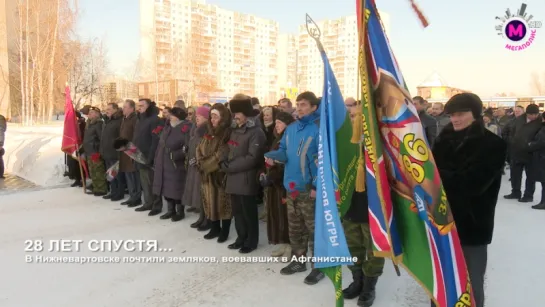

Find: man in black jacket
<box><xmin>133</xmin><ymin>99</ymin><xmax>163</xmax><ymax>216</ymax></box>
<box><xmin>433</xmin><ymin>93</ymin><xmax>506</xmax><ymax>307</ymax></box>
<box><xmin>413</xmin><ymin>96</ymin><xmax>438</xmax><ymax>146</ymax></box>
<box><xmin>100</xmin><ymin>103</ymin><xmax>124</xmax><ymax>201</ymax></box>
<box><xmin>504</xmin><ymin>104</ymin><xmax>542</xmax><ymax>202</ymax></box>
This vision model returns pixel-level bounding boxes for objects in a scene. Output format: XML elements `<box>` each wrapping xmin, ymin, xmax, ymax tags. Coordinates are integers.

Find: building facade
<box><xmin>295</xmin><ymin>12</ymin><xmax>390</xmax><ymax>100</ymax></box>
<box><xmin>140</xmin><ymin>0</ymin><xmax>280</xmax><ymax>105</ymax></box>
<box><xmin>101</xmin><ymin>77</ymin><xmax>139</xmax><ymax>104</ymax></box>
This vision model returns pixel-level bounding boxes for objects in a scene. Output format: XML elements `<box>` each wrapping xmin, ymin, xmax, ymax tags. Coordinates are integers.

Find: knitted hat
<box><xmin>169</xmin><ymin>107</ymin><xmax>187</xmax><ymax>120</ymax></box>
<box><xmin>444</xmin><ymin>93</ymin><xmax>483</xmax><ymax>119</ymax></box>
<box><xmin>196</xmin><ymin>106</ymin><xmax>210</xmax><ymax>119</ymax></box>
<box><xmin>526</xmin><ymin>104</ymin><xmax>540</xmax><ymax>114</ymax></box>
<box><xmin>276</xmin><ymin>111</ymin><xmax>295</xmax><ymax>126</ymax></box>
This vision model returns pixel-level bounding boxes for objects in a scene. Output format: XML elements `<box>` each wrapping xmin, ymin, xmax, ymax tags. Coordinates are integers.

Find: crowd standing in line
<box><xmin>52</xmin><ymin>92</ymin><xmax>532</xmax><ymax>307</ymax></box>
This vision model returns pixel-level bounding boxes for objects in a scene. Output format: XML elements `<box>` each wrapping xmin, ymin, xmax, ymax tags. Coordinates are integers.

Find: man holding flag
<box><xmin>264</xmin><ymin>91</ymin><xmax>325</xmax><ymax>285</ymax></box>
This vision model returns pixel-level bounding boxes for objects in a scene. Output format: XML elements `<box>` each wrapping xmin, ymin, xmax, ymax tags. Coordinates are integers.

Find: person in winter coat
<box><xmin>100</xmin><ymin>103</ymin><xmax>124</xmax><ymax>201</ymax></box>
<box><xmin>0</xmin><ymin>113</ymin><xmax>7</xmax><ymax>179</ymax></box>
<box><xmin>221</xmin><ymin>94</ymin><xmax>267</xmax><ymax>254</ymax></box>
<box><xmin>526</xmin><ymin>112</ymin><xmax>545</xmax><ymax>210</ymax></box>
<box><xmin>119</xmin><ymin>100</ymin><xmax>142</xmax><ymax>207</ymax></box>
<box><xmin>258</xmin><ymin>106</ymin><xmax>278</xmax><ymax>221</ymax></box>
<box><xmin>413</xmin><ymin>96</ymin><xmax>438</xmax><ymax>146</ymax></box>
<box><xmin>265</xmin><ymin>91</ymin><xmax>325</xmax><ymax>285</ymax></box>
<box><xmin>66</xmin><ymin>112</ymin><xmax>86</xmax><ymax>187</ymax></box>
<box><xmin>504</xmin><ymin>104</ymin><xmax>542</xmax><ymax>202</ymax></box>
<box><xmin>152</xmin><ymin>107</ymin><xmax>192</xmax><ymax>221</ymax></box>
<box><xmin>430</xmin><ymin>103</ymin><xmax>450</xmax><ymax>135</ymax></box>
<box><xmin>197</xmin><ymin>103</ymin><xmax>232</xmax><ymax>239</ymax></box>
<box><xmin>259</xmin><ymin>111</ymin><xmax>294</xmax><ymax>258</ymax></box>
<box><xmin>187</xmin><ymin>106</ymin><xmax>196</xmax><ymax>124</ymax></box>
<box><xmin>483</xmin><ymin>113</ymin><xmax>500</xmax><ymax>136</ymax></box>
<box><xmin>186</xmin><ymin>106</ymin><xmax>210</xmax><ymax>227</ymax></box>
<box><xmin>133</xmin><ymin>99</ymin><xmax>163</xmax><ymax>215</ymax></box>
<box><xmin>432</xmin><ymin>93</ymin><xmax>506</xmax><ymax>307</ymax></box>
<box><xmin>342</xmin><ymin>100</ymin><xmax>385</xmax><ymax>307</ymax></box>
<box><xmin>82</xmin><ymin>106</ymin><xmax>107</xmax><ymax>196</ymax></box>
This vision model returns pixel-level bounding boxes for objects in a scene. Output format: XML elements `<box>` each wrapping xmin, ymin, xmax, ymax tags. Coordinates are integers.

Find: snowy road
<box><xmin>0</xmin><ymin>178</ymin><xmax>542</xmax><ymax>307</ymax></box>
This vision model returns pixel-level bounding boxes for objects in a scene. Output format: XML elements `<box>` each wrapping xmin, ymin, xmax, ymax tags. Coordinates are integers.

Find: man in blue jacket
<box><xmin>264</xmin><ymin>91</ymin><xmax>324</xmax><ymax>285</ymax></box>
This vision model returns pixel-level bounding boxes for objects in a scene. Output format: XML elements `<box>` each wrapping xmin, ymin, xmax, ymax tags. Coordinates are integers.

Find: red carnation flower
<box><xmin>204</xmin><ymin>134</ymin><xmax>213</xmax><ymax>140</ymax></box>
<box><xmin>152</xmin><ymin>126</ymin><xmax>164</xmax><ymax>134</ymax></box>
<box><xmin>227</xmin><ymin>140</ymin><xmax>239</xmax><ymax>146</ymax></box>
<box><xmin>90</xmin><ymin>153</ymin><xmax>101</xmax><ymax>163</ymax></box>
<box><xmin>290</xmin><ymin>190</ymin><xmax>300</xmax><ymax>199</ymax></box>
<box><xmin>288</xmin><ymin>181</ymin><xmax>296</xmax><ymax>190</ymax></box>
<box><xmin>181</xmin><ymin>124</ymin><xmax>189</xmax><ymax>133</ymax></box>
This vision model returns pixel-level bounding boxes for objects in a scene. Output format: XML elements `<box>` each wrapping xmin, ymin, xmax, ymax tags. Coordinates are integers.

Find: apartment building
<box><xmin>101</xmin><ymin>77</ymin><xmax>139</xmax><ymax>103</ymax></box>
<box><xmin>296</xmin><ymin>12</ymin><xmax>390</xmax><ymax>99</ymax></box>
<box><xmin>140</xmin><ymin>0</ymin><xmax>279</xmax><ymax>105</ymax></box>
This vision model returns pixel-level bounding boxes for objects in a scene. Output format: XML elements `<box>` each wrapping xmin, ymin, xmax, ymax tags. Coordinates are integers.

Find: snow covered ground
<box><xmin>2</xmin><ymin>122</ymin><xmax>71</xmax><ymax>187</ymax></box>
<box><xmin>0</xmin><ymin>177</ymin><xmax>543</xmax><ymax>307</ymax></box>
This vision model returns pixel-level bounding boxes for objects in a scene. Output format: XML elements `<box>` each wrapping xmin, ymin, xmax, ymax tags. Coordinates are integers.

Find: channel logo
<box><xmin>495</xmin><ymin>3</ymin><xmax>541</xmax><ymax>51</ymax></box>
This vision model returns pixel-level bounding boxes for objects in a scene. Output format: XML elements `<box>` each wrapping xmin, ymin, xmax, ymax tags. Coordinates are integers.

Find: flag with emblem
<box><xmin>357</xmin><ymin>0</ymin><xmax>474</xmax><ymax>306</ymax></box>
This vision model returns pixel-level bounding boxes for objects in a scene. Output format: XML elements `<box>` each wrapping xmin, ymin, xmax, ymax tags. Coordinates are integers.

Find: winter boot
<box><xmin>532</xmin><ymin>203</ymin><xmax>545</xmax><ymax>210</ymax></box>
<box><xmin>304</xmin><ymin>268</ymin><xmax>325</xmax><ymax>285</ymax></box>
<box><xmin>503</xmin><ymin>193</ymin><xmax>521</xmax><ymax>200</ymax></box>
<box><xmin>204</xmin><ymin>220</ymin><xmax>221</xmax><ymax>240</ymax></box>
<box><xmin>343</xmin><ymin>270</ymin><xmax>364</xmax><ymax>299</ymax></box>
<box><xmin>217</xmin><ymin>219</ymin><xmax>231</xmax><ymax>243</ymax></box>
<box><xmin>71</xmin><ymin>180</ymin><xmax>82</xmax><ymax>187</ymax></box>
<box><xmin>357</xmin><ymin>276</ymin><xmax>379</xmax><ymax>307</ymax></box>
<box><xmin>191</xmin><ymin>209</ymin><xmax>205</xmax><ymax>228</ymax></box>
<box><xmin>197</xmin><ymin>219</ymin><xmax>211</xmax><ymax>231</ymax></box>
<box><xmin>160</xmin><ymin>200</ymin><xmax>175</xmax><ymax>220</ymax></box>
<box><xmin>171</xmin><ymin>204</ymin><xmax>185</xmax><ymax>221</ymax></box>
<box><xmin>280</xmin><ymin>259</ymin><xmax>307</xmax><ymax>275</ymax></box>
<box><xmin>519</xmin><ymin>196</ymin><xmax>533</xmax><ymax>203</ymax></box>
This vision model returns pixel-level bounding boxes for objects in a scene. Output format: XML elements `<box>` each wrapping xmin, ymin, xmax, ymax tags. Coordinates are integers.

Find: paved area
<box><xmin>0</xmin><ymin>179</ymin><xmax>543</xmax><ymax>307</ymax></box>
<box><xmin>0</xmin><ymin>173</ymin><xmax>37</xmax><ymax>194</ymax></box>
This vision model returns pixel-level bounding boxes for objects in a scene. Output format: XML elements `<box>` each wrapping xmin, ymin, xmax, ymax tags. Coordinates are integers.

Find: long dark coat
<box><xmin>119</xmin><ymin>112</ymin><xmax>138</xmax><ymax>172</ymax></box>
<box><xmin>265</xmin><ymin>132</ymin><xmax>290</xmax><ymax>245</ymax></box>
<box><xmin>528</xmin><ymin>123</ymin><xmax>545</xmax><ymax>183</ymax></box>
<box><xmin>432</xmin><ymin>121</ymin><xmax>507</xmax><ymax>246</ymax></box>
<box><xmin>152</xmin><ymin>121</ymin><xmax>192</xmax><ymax>200</ymax></box>
<box><xmin>182</xmin><ymin>123</ymin><xmax>207</xmax><ymax>208</ymax></box>
<box><xmin>197</xmin><ymin>104</ymin><xmax>232</xmax><ymax>221</ymax></box>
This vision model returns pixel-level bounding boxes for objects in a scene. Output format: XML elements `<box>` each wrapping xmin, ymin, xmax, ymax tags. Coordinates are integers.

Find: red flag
<box><xmin>62</xmin><ymin>85</ymin><xmax>88</xmax><ymax>178</ymax></box>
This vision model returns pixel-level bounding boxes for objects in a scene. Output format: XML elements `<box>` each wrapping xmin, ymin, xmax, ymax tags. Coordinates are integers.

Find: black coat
<box><xmin>99</xmin><ymin>111</ymin><xmax>123</xmax><ymax>161</ymax></box>
<box><xmin>418</xmin><ymin>110</ymin><xmax>438</xmax><ymax>147</ymax></box>
<box><xmin>528</xmin><ymin>123</ymin><xmax>545</xmax><ymax>183</ymax></box>
<box><xmin>509</xmin><ymin>114</ymin><xmax>542</xmax><ymax>163</ymax></box>
<box><xmin>432</xmin><ymin>121</ymin><xmax>507</xmax><ymax>246</ymax></box>
<box><xmin>133</xmin><ymin>105</ymin><xmax>161</xmax><ymax>168</ymax></box>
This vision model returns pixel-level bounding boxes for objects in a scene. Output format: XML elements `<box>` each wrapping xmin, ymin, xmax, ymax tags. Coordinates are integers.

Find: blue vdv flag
<box><xmin>313</xmin><ymin>49</ymin><xmax>353</xmax><ymax>269</ymax></box>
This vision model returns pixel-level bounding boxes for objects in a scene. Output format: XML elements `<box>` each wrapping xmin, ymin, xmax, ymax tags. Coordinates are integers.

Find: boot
<box><xmin>504</xmin><ymin>193</ymin><xmax>521</xmax><ymax>199</ymax></box>
<box><xmin>343</xmin><ymin>270</ymin><xmax>363</xmax><ymax>299</ymax></box>
<box><xmin>282</xmin><ymin>245</ymin><xmax>292</xmax><ymax>261</ymax></box>
<box><xmin>357</xmin><ymin>276</ymin><xmax>379</xmax><ymax>307</ymax></box>
<box><xmin>204</xmin><ymin>220</ymin><xmax>221</xmax><ymax>239</ymax></box>
<box><xmin>191</xmin><ymin>210</ymin><xmax>205</xmax><ymax>228</ymax></box>
<box><xmin>280</xmin><ymin>259</ymin><xmax>307</xmax><ymax>275</ymax></box>
<box><xmin>197</xmin><ymin>219</ymin><xmax>211</xmax><ymax>231</ymax></box>
<box><xmin>171</xmin><ymin>204</ymin><xmax>185</xmax><ymax>221</ymax></box>
<box><xmin>532</xmin><ymin>203</ymin><xmax>545</xmax><ymax>209</ymax></box>
<box><xmin>519</xmin><ymin>196</ymin><xmax>533</xmax><ymax>203</ymax></box>
<box><xmin>160</xmin><ymin>200</ymin><xmax>175</xmax><ymax>220</ymax></box>
<box><xmin>71</xmin><ymin>180</ymin><xmax>82</xmax><ymax>187</ymax></box>
<box><xmin>217</xmin><ymin>219</ymin><xmax>231</xmax><ymax>243</ymax></box>
<box><xmin>304</xmin><ymin>268</ymin><xmax>325</xmax><ymax>285</ymax></box>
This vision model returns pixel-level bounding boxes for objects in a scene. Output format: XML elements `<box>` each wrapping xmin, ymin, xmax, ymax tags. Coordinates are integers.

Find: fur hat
<box><xmin>526</xmin><ymin>104</ymin><xmax>540</xmax><ymax>114</ymax></box>
<box><xmin>169</xmin><ymin>107</ymin><xmax>187</xmax><ymax>120</ymax></box>
<box><xmin>444</xmin><ymin>93</ymin><xmax>483</xmax><ymax>119</ymax></box>
<box><xmin>229</xmin><ymin>96</ymin><xmax>259</xmax><ymax>117</ymax></box>
<box><xmin>276</xmin><ymin>111</ymin><xmax>295</xmax><ymax>126</ymax></box>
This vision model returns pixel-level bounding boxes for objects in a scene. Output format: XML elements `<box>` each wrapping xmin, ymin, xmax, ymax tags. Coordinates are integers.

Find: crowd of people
<box><xmin>32</xmin><ymin>90</ymin><xmax>532</xmax><ymax>307</ymax></box>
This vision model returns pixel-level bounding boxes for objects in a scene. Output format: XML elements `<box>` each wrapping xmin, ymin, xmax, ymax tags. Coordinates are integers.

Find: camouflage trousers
<box><xmin>286</xmin><ymin>192</ymin><xmax>315</xmax><ymax>257</ymax></box>
<box><xmin>343</xmin><ymin>220</ymin><xmax>385</xmax><ymax>277</ymax></box>
<box><xmin>87</xmin><ymin>157</ymin><xmax>107</xmax><ymax>194</ymax></box>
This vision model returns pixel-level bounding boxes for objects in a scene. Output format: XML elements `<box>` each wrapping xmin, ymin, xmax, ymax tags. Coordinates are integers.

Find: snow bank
<box><xmin>3</xmin><ymin>122</ymin><xmax>70</xmax><ymax>187</ymax></box>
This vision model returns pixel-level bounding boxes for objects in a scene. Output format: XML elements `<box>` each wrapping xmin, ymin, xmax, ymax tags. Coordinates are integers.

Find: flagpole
<box><xmin>75</xmin><ymin>147</ymin><xmax>86</xmax><ymax>193</ymax></box>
